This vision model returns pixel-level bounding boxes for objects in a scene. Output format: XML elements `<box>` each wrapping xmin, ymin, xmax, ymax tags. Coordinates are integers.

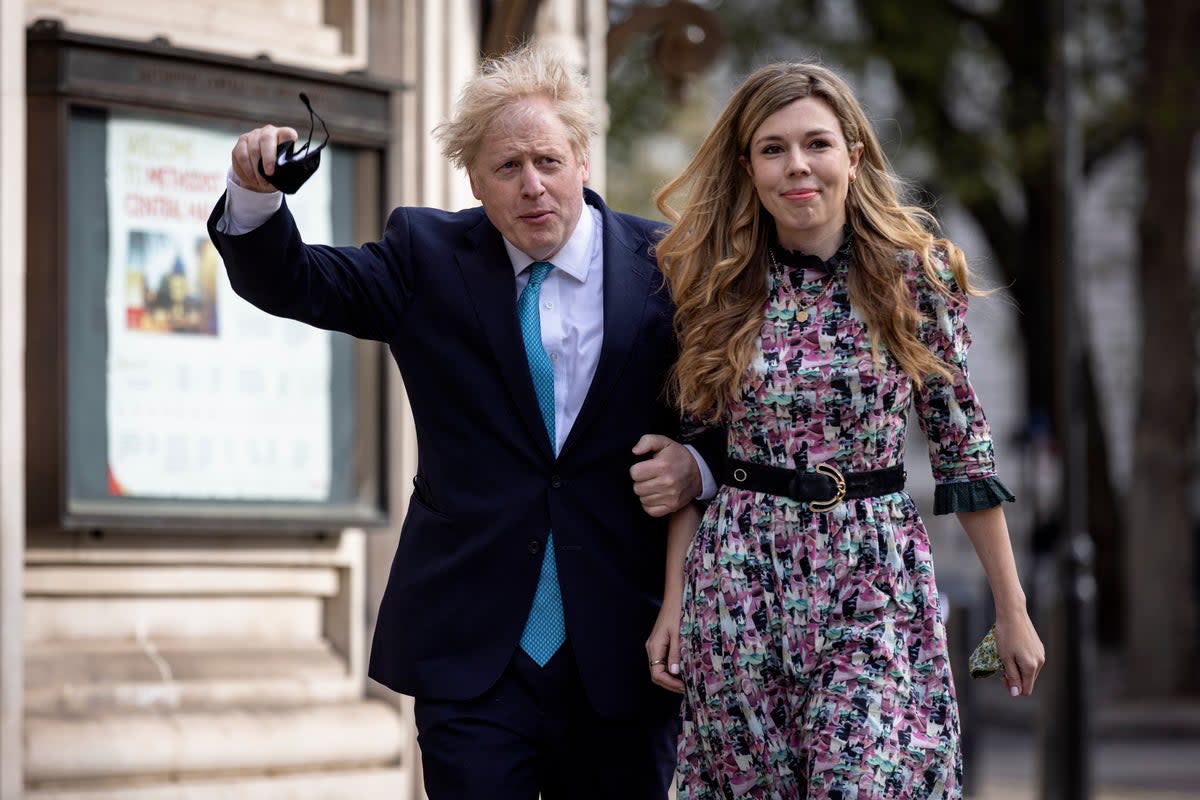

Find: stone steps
<box><xmin>26</xmin><ymin>639</ymin><xmax>356</xmax><ymax>713</ymax></box>
<box><xmin>20</xmin><ymin>544</ymin><xmax>408</xmax><ymax>797</ymax></box>
<box><xmin>27</xmin><ymin>766</ymin><xmax>409</xmax><ymax>800</ymax></box>
<box><xmin>24</xmin><ymin>638</ymin><xmax>412</xmax><ymax>797</ymax></box>
<box><xmin>25</xmin><ymin>702</ymin><xmax>404</xmax><ymax>786</ymax></box>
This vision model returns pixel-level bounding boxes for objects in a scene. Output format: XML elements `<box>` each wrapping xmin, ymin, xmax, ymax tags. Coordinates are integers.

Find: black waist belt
<box><xmin>723</xmin><ymin>459</ymin><xmax>906</xmax><ymax>511</ymax></box>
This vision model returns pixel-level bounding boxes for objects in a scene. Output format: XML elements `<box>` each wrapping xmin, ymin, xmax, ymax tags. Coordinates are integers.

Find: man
<box><xmin>208</xmin><ymin>45</ymin><xmax>718</xmax><ymax>799</ymax></box>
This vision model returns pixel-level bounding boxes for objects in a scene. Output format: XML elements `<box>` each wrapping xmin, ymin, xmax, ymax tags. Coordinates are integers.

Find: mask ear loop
<box><xmin>295</xmin><ymin>92</ymin><xmax>330</xmax><ymax>156</ymax></box>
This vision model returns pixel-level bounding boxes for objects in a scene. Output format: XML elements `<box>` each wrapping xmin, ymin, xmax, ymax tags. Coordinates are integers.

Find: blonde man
<box><xmin>209</xmin><ymin>44</ymin><xmax>720</xmax><ymax>799</ymax></box>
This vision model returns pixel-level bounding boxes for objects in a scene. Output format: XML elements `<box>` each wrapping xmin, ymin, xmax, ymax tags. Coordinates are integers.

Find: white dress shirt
<box><xmin>218</xmin><ymin>174</ymin><xmax>716</xmax><ymax>496</ymax></box>
<box><xmin>505</xmin><ymin>205</ymin><xmax>603</xmax><ymax>454</ymax></box>
<box><xmin>215</xmin><ymin>170</ymin><xmax>283</xmax><ymax>235</ymax></box>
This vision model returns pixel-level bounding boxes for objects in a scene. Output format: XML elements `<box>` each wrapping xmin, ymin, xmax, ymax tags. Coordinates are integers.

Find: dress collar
<box><xmin>768</xmin><ymin>225</ymin><xmax>854</xmax><ymax>277</ymax></box>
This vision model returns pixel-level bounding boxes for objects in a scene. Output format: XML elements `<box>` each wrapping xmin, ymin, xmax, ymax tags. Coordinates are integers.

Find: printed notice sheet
<box><xmin>105</xmin><ymin>116</ymin><xmax>332</xmax><ymax>500</ymax></box>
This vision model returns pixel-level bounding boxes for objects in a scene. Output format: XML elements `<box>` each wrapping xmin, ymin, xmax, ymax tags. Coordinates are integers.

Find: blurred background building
<box><xmin>1</xmin><ymin>1</ymin><xmax>1197</xmax><ymax>799</ymax></box>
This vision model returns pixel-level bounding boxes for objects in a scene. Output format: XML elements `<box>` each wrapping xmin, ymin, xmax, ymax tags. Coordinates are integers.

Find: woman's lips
<box><xmin>783</xmin><ymin>189</ymin><xmax>819</xmax><ymax>202</ymax></box>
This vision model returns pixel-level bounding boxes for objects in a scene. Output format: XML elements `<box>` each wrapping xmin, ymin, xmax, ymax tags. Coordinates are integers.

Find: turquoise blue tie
<box><xmin>516</xmin><ymin>261</ymin><xmax>566</xmax><ymax>666</ymax></box>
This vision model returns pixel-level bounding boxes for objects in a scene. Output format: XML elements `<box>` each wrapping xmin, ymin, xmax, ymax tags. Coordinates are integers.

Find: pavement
<box><xmin>964</xmin><ymin>657</ymin><xmax>1200</xmax><ymax>799</ymax></box>
<box><xmin>972</xmin><ymin>725</ymin><xmax>1200</xmax><ymax>799</ymax></box>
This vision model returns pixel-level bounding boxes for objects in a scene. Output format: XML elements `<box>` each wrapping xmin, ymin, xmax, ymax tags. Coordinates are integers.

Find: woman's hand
<box><xmin>649</xmin><ymin>502</ymin><xmax>701</xmax><ymax>694</ymax></box>
<box><xmin>956</xmin><ymin>505</ymin><xmax>1046</xmax><ymax>697</ymax></box>
<box><xmin>994</xmin><ymin>610</ymin><xmax>1045</xmax><ymax>697</ymax></box>
<box><xmin>645</xmin><ymin>599</ymin><xmax>684</xmax><ymax>693</ymax></box>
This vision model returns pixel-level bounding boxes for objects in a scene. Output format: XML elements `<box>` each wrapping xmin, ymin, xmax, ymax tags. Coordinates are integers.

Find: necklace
<box><xmin>766</xmin><ymin>247</ymin><xmax>832</xmax><ymax>324</ymax></box>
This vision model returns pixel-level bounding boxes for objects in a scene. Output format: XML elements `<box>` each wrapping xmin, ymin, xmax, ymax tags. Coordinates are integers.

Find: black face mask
<box><xmin>258</xmin><ymin>92</ymin><xmax>329</xmax><ymax>194</ymax></box>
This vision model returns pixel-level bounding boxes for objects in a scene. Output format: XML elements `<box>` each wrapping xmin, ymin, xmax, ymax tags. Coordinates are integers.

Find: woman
<box><xmin>644</xmin><ymin>62</ymin><xmax>1045</xmax><ymax>799</ymax></box>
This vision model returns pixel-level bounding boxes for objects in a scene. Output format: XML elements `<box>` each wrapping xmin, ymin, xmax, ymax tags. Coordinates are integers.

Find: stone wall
<box><xmin>24</xmin><ymin>0</ymin><xmax>366</xmax><ymax>72</ymax></box>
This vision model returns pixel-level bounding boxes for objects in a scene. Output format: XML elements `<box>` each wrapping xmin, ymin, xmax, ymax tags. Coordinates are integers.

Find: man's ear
<box><xmin>580</xmin><ymin>156</ymin><xmax>590</xmax><ymax>186</ymax></box>
<box><xmin>468</xmin><ymin>170</ymin><xmax>481</xmax><ymax>201</ymax></box>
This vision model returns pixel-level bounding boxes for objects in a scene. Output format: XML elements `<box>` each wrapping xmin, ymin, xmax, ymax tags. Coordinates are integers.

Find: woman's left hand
<box><xmin>955</xmin><ymin>506</ymin><xmax>1047</xmax><ymax>698</ymax></box>
<box><xmin>994</xmin><ymin>611</ymin><xmax>1045</xmax><ymax>697</ymax></box>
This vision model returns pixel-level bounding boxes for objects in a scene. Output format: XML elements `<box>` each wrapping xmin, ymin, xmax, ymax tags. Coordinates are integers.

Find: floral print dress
<box><xmin>675</xmin><ymin>236</ymin><xmax>1013</xmax><ymax>800</ymax></box>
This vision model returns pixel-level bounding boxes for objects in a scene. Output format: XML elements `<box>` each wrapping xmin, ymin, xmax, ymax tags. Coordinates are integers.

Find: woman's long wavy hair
<box><xmin>656</xmin><ymin>62</ymin><xmax>977</xmax><ymax>422</ymax></box>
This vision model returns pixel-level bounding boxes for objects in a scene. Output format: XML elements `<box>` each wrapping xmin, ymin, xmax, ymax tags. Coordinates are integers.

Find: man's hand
<box><xmin>631</xmin><ymin>434</ymin><xmax>701</xmax><ymax>517</ymax></box>
<box><xmin>231</xmin><ymin>125</ymin><xmax>299</xmax><ymax>194</ymax></box>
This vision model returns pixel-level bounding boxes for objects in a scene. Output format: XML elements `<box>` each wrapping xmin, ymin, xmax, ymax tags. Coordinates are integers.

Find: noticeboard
<box><xmin>26</xmin><ymin>22</ymin><xmax>398</xmax><ymax>531</ymax></box>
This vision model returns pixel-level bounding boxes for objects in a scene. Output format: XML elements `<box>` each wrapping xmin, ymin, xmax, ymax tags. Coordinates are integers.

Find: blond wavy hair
<box><xmin>434</xmin><ymin>43</ymin><xmax>596</xmax><ymax>174</ymax></box>
<box><xmin>656</xmin><ymin>62</ymin><xmax>977</xmax><ymax>422</ymax></box>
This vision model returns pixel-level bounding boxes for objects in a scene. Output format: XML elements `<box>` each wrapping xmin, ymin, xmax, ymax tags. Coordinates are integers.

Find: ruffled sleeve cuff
<box><xmin>933</xmin><ymin>477</ymin><xmax>1015</xmax><ymax>515</ymax></box>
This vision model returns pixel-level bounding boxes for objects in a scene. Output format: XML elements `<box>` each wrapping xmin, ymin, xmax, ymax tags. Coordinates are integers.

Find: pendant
<box><xmin>797</xmin><ymin>309</ymin><xmax>809</xmax><ymax>323</ymax></box>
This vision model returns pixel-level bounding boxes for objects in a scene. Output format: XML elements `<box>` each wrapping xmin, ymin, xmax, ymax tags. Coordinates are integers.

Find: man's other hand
<box><xmin>630</xmin><ymin>434</ymin><xmax>701</xmax><ymax>518</ymax></box>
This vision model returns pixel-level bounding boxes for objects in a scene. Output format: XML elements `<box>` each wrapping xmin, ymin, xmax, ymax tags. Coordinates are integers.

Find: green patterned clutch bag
<box><xmin>969</xmin><ymin>625</ymin><xmax>1002</xmax><ymax>679</ymax></box>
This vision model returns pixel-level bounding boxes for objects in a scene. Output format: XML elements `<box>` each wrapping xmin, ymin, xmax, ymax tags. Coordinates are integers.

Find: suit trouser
<box><xmin>414</xmin><ymin>643</ymin><xmax>680</xmax><ymax>800</ymax></box>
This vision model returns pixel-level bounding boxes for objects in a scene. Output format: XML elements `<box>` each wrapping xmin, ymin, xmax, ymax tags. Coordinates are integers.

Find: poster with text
<box><xmin>105</xmin><ymin>116</ymin><xmax>333</xmax><ymax>501</ymax></box>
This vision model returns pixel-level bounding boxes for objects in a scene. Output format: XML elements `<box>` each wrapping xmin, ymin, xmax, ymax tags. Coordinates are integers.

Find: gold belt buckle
<box><xmin>808</xmin><ymin>463</ymin><xmax>847</xmax><ymax>512</ymax></box>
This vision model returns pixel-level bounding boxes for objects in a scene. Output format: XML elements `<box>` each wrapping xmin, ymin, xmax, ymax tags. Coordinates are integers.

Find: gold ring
<box><xmin>649</xmin><ymin>658</ymin><xmax>666</xmax><ymax>667</ymax></box>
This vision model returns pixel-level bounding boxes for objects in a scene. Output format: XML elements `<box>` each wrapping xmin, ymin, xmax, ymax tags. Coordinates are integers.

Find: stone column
<box><xmin>0</xmin><ymin>1</ymin><xmax>26</xmax><ymax>796</ymax></box>
<box><xmin>365</xmin><ymin>3</ymin><xmax>480</xmax><ymax>799</ymax></box>
<box><xmin>534</xmin><ymin>0</ymin><xmax>608</xmax><ymax>194</ymax></box>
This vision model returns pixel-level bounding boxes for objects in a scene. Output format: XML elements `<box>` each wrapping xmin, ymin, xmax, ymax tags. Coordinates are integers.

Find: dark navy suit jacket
<box><xmin>208</xmin><ymin>188</ymin><xmax>713</xmax><ymax>719</ymax></box>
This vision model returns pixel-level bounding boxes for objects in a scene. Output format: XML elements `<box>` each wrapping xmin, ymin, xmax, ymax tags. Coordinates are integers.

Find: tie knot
<box><xmin>528</xmin><ymin>261</ymin><xmax>554</xmax><ymax>285</ymax></box>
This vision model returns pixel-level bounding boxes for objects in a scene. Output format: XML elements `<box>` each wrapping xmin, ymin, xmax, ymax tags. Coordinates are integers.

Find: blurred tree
<box><xmin>609</xmin><ymin>0</ymin><xmax>1197</xmax><ymax>694</ymax></box>
<box><xmin>1127</xmin><ymin>0</ymin><xmax>1199</xmax><ymax>696</ymax></box>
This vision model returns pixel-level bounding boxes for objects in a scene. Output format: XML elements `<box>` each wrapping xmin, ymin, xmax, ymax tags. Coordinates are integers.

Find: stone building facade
<box><xmin>0</xmin><ymin>2</ymin><xmax>608</xmax><ymax>798</ymax></box>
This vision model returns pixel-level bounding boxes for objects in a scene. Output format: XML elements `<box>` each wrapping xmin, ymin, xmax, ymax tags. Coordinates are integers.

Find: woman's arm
<box><xmin>646</xmin><ymin>502</ymin><xmax>703</xmax><ymax>693</ymax></box>
<box><xmin>957</xmin><ymin>504</ymin><xmax>1046</xmax><ymax>696</ymax></box>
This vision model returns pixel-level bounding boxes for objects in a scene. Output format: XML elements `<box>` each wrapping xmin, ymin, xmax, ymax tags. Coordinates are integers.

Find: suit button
<box><xmin>550</xmin><ymin>475</ymin><xmax>562</xmax><ymax>488</ymax></box>
<box><xmin>528</xmin><ymin>540</ymin><xmax>541</xmax><ymax>555</ymax></box>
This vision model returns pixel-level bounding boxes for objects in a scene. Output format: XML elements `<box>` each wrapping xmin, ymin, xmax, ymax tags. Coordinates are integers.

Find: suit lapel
<box><xmin>560</xmin><ymin>194</ymin><xmax>657</xmax><ymax>459</ymax></box>
<box><xmin>457</xmin><ymin>217</ymin><xmax>556</xmax><ymax>459</ymax></box>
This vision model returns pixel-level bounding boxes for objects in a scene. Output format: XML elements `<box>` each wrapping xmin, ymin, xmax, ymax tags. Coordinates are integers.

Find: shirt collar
<box><xmin>504</xmin><ymin>199</ymin><xmax>595</xmax><ymax>283</ymax></box>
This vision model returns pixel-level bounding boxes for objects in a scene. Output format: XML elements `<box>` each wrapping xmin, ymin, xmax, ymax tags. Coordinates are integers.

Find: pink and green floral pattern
<box><xmin>676</xmin><ymin>239</ymin><xmax>1011</xmax><ymax>800</ymax></box>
